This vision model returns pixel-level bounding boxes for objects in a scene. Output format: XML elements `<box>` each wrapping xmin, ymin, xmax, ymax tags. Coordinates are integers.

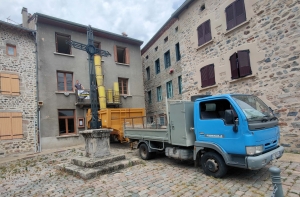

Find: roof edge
<box><xmin>0</xmin><ymin>20</ymin><xmax>36</xmax><ymax>33</ymax></box>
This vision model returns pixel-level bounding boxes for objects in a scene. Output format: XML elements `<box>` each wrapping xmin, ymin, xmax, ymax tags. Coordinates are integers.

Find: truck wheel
<box><xmin>139</xmin><ymin>144</ymin><xmax>151</xmax><ymax>160</ymax></box>
<box><xmin>201</xmin><ymin>151</ymin><xmax>227</xmax><ymax>178</ymax></box>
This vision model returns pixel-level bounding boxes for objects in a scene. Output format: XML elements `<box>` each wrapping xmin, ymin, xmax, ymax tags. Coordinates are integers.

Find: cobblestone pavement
<box><xmin>0</xmin><ymin>143</ymin><xmax>299</xmax><ymax>197</ymax></box>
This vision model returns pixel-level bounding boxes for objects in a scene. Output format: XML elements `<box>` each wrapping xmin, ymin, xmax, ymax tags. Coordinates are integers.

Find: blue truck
<box><xmin>124</xmin><ymin>94</ymin><xmax>284</xmax><ymax>178</ymax></box>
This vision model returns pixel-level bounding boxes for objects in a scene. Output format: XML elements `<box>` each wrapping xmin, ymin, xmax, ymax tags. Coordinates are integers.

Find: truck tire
<box><xmin>201</xmin><ymin>151</ymin><xmax>228</xmax><ymax>178</ymax></box>
<box><xmin>139</xmin><ymin>143</ymin><xmax>152</xmax><ymax>160</ymax></box>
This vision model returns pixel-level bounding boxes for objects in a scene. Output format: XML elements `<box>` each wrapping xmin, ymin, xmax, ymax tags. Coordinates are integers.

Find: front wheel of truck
<box><xmin>139</xmin><ymin>143</ymin><xmax>152</xmax><ymax>160</ymax></box>
<box><xmin>201</xmin><ymin>151</ymin><xmax>228</xmax><ymax>178</ymax></box>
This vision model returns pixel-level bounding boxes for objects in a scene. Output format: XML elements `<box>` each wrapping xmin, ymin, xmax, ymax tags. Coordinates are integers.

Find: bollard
<box><xmin>269</xmin><ymin>166</ymin><xmax>284</xmax><ymax>197</ymax></box>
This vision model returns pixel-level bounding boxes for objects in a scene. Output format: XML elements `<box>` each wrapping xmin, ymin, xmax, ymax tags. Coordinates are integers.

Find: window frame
<box><xmin>197</xmin><ymin>19</ymin><xmax>212</xmax><ymax>46</ymax></box>
<box><xmin>55</xmin><ymin>32</ymin><xmax>71</xmax><ymax>55</ymax></box>
<box><xmin>225</xmin><ymin>0</ymin><xmax>247</xmax><ymax>31</ymax></box>
<box><xmin>230</xmin><ymin>50</ymin><xmax>252</xmax><ymax>79</ymax></box>
<box><xmin>175</xmin><ymin>43</ymin><xmax>181</xmax><ymax>61</ymax></box>
<box><xmin>157</xmin><ymin>86</ymin><xmax>162</xmax><ymax>102</ymax></box>
<box><xmin>6</xmin><ymin>44</ymin><xmax>17</xmax><ymax>56</ymax></box>
<box><xmin>166</xmin><ymin>80</ymin><xmax>173</xmax><ymax>98</ymax></box>
<box><xmin>0</xmin><ymin>73</ymin><xmax>20</xmax><ymax>96</ymax></box>
<box><xmin>0</xmin><ymin>112</ymin><xmax>23</xmax><ymax>140</ymax></box>
<box><xmin>200</xmin><ymin>64</ymin><xmax>216</xmax><ymax>88</ymax></box>
<box><xmin>114</xmin><ymin>45</ymin><xmax>130</xmax><ymax>64</ymax></box>
<box><xmin>155</xmin><ymin>59</ymin><xmax>160</xmax><ymax>74</ymax></box>
<box><xmin>56</xmin><ymin>71</ymin><xmax>73</xmax><ymax>92</ymax></box>
<box><xmin>146</xmin><ymin>67</ymin><xmax>150</xmax><ymax>80</ymax></box>
<box><xmin>147</xmin><ymin>90</ymin><xmax>152</xmax><ymax>104</ymax></box>
<box><xmin>118</xmin><ymin>78</ymin><xmax>129</xmax><ymax>95</ymax></box>
<box><xmin>58</xmin><ymin>110</ymin><xmax>76</xmax><ymax>135</ymax></box>
<box><xmin>178</xmin><ymin>75</ymin><xmax>182</xmax><ymax>94</ymax></box>
<box><xmin>164</xmin><ymin>50</ymin><xmax>171</xmax><ymax>69</ymax></box>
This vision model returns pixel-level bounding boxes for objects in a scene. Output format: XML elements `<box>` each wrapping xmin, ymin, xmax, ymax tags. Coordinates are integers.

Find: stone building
<box><xmin>141</xmin><ymin>0</ymin><xmax>300</xmax><ymax>152</ymax></box>
<box><xmin>0</xmin><ymin>20</ymin><xmax>37</xmax><ymax>155</ymax></box>
<box><xmin>21</xmin><ymin>8</ymin><xmax>145</xmax><ymax>149</ymax></box>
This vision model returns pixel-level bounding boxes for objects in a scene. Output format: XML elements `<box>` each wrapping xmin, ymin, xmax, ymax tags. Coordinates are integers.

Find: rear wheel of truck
<box><xmin>201</xmin><ymin>151</ymin><xmax>227</xmax><ymax>178</ymax></box>
<box><xmin>139</xmin><ymin>144</ymin><xmax>152</xmax><ymax>160</ymax></box>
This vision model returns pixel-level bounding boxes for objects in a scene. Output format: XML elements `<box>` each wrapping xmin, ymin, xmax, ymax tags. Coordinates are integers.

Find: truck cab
<box><xmin>194</xmin><ymin>94</ymin><xmax>284</xmax><ymax>177</ymax></box>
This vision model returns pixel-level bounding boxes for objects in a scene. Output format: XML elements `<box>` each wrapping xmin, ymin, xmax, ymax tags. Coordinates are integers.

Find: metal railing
<box><xmin>124</xmin><ymin>114</ymin><xmax>168</xmax><ymax>129</ymax></box>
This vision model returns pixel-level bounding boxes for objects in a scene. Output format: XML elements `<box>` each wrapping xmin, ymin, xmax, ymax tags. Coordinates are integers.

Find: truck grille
<box><xmin>264</xmin><ymin>140</ymin><xmax>277</xmax><ymax>151</ymax></box>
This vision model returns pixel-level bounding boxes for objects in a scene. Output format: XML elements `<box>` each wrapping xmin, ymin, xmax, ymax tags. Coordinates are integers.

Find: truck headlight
<box><xmin>246</xmin><ymin>145</ymin><xmax>263</xmax><ymax>155</ymax></box>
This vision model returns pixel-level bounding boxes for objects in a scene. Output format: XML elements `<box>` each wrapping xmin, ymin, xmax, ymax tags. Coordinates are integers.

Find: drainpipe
<box><xmin>34</xmin><ymin>15</ymin><xmax>41</xmax><ymax>152</ymax></box>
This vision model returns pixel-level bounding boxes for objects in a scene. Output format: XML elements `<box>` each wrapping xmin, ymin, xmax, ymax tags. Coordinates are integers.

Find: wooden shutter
<box><xmin>235</xmin><ymin>0</ymin><xmax>246</xmax><ymax>26</ymax></box>
<box><xmin>11</xmin><ymin>74</ymin><xmax>20</xmax><ymax>95</ymax></box>
<box><xmin>125</xmin><ymin>48</ymin><xmax>130</xmax><ymax>64</ymax></box>
<box><xmin>197</xmin><ymin>24</ymin><xmax>205</xmax><ymax>46</ymax></box>
<box><xmin>208</xmin><ymin>64</ymin><xmax>215</xmax><ymax>86</ymax></box>
<box><xmin>201</xmin><ymin>66</ymin><xmax>208</xmax><ymax>88</ymax></box>
<box><xmin>230</xmin><ymin>53</ymin><xmax>239</xmax><ymax>79</ymax></box>
<box><xmin>0</xmin><ymin>73</ymin><xmax>11</xmax><ymax>95</ymax></box>
<box><xmin>113</xmin><ymin>45</ymin><xmax>118</xmax><ymax>62</ymax></box>
<box><xmin>225</xmin><ymin>3</ymin><xmax>236</xmax><ymax>30</ymax></box>
<box><xmin>12</xmin><ymin>112</ymin><xmax>23</xmax><ymax>139</ymax></box>
<box><xmin>237</xmin><ymin>50</ymin><xmax>252</xmax><ymax>77</ymax></box>
<box><xmin>204</xmin><ymin>20</ymin><xmax>212</xmax><ymax>42</ymax></box>
<box><xmin>0</xmin><ymin>113</ymin><xmax>12</xmax><ymax>140</ymax></box>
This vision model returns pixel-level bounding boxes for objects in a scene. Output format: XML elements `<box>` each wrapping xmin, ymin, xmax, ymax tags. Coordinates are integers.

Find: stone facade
<box><xmin>142</xmin><ymin>0</ymin><xmax>300</xmax><ymax>152</ymax></box>
<box><xmin>0</xmin><ymin>21</ymin><xmax>37</xmax><ymax>155</ymax></box>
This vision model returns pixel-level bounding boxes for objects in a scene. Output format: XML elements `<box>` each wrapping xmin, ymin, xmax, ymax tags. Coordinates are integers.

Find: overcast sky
<box><xmin>0</xmin><ymin>0</ymin><xmax>185</xmax><ymax>48</ymax></box>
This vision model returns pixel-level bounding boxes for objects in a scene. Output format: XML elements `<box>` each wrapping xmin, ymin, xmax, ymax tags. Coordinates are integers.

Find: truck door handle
<box><xmin>200</xmin><ymin>132</ymin><xmax>204</xmax><ymax>135</ymax></box>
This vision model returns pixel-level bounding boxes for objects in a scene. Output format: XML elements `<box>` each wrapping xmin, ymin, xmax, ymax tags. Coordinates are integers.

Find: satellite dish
<box><xmin>64</xmin><ymin>92</ymin><xmax>70</xmax><ymax>97</ymax></box>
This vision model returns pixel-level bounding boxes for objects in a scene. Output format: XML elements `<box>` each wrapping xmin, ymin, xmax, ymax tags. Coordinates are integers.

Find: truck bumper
<box><xmin>246</xmin><ymin>146</ymin><xmax>284</xmax><ymax>170</ymax></box>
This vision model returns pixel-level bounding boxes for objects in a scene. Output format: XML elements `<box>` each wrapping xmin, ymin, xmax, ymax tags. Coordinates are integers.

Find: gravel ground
<box><xmin>0</xmin><ymin>143</ymin><xmax>299</xmax><ymax>197</ymax></box>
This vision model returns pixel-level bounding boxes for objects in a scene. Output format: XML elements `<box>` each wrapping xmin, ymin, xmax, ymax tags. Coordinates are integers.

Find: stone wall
<box><xmin>0</xmin><ymin>25</ymin><xmax>37</xmax><ymax>155</ymax></box>
<box><xmin>142</xmin><ymin>20</ymin><xmax>183</xmax><ymax>117</ymax></box>
<box><xmin>142</xmin><ymin>0</ymin><xmax>300</xmax><ymax>152</ymax></box>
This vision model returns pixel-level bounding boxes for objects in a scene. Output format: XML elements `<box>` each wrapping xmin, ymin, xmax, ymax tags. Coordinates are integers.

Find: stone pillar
<box><xmin>79</xmin><ymin>129</ymin><xmax>112</xmax><ymax>158</ymax></box>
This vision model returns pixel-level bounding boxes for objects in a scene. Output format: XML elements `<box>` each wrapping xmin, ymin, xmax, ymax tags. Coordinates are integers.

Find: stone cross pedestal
<box><xmin>79</xmin><ymin>129</ymin><xmax>112</xmax><ymax>158</ymax></box>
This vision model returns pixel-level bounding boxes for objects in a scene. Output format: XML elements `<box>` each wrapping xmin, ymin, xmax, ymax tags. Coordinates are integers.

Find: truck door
<box><xmin>195</xmin><ymin>98</ymin><xmax>244</xmax><ymax>154</ymax></box>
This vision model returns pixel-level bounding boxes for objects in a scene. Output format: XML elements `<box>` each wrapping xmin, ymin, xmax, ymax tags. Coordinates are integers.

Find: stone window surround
<box><xmin>6</xmin><ymin>44</ymin><xmax>17</xmax><ymax>56</ymax></box>
<box><xmin>4</xmin><ymin>41</ymin><xmax>19</xmax><ymax>57</ymax></box>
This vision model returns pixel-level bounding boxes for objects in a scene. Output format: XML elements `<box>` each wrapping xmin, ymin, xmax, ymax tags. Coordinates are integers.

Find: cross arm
<box><xmin>66</xmin><ymin>40</ymin><xmax>87</xmax><ymax>52</ymax></box>
<box><xmin>95</xmin><ymin>48</ymin><xmax>111</xmax><ymax>57</ymax></box>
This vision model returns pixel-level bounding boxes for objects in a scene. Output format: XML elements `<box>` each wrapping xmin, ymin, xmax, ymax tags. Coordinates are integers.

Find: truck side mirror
<box><xmin>224</xmin><ymin>110</ymin><xmax>238</xmax><ymax>132</ymax></box>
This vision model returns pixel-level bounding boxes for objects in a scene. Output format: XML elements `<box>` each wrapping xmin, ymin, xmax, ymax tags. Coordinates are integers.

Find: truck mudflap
<box><xmin>246</xmin><ymin>146</ymin><xmax>284</xmax><ymax>170</ymax></box>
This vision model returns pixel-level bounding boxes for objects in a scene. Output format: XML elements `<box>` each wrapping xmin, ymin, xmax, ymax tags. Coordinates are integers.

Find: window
<box><xmin>57</xmin><ymin>71</ymin><xmax>73</xmax><ymax>92</ymax></box>
<box><xmin>197</xmin><ymin>20</ymin><xmax>212</xmax><ymax>46</ymax></box>
<box><xmin>55</xmin><ymin>33</ymin><xmax>71</xmax><ymax>54</ymax></box>
<box><xmin>0</xmin><ymin>73</ymin><xmax>20</xmax><ymax>95</ymax></box>
<box><xmin>200</xmin><ymin>64</ymin><xmax>215</xmax><ymax>88</ymax></box>
<box><xmin>230</xmin><ymin>50</ymin><xmax>252</xmax><ymax>79</ymax></box>
<box><xmin>155</xmin><ymin>59</ymin><xmax>160</xmax><ymax>74</ymax></box>
<box><xmin>114</xmin><ymin>45</ymin><xmax>130</xmax><ymax>64</ymax></box>
<box><xmin>159</xmin><ymin>116</ymin><xmax>165</xmax><ymax>126</ymax></box>
<box><xmin>166</xmin><ymin>80</ymin><xmax>173</xmax><ymax>98</ymax></box>
<box><xmin>118</xmin><ymin>78</ymin><xmax>128</xmax><ymax>95</ymax></box>
<box><xmin>6</xmin><ymin>44</ymin><xmax>16</xmax><ymax>56</ymax></box>
<box><xmin>175</xmin><ymin>26</ymin><xmax>178</xmax><ymax>32</ymax></box>
<box><xmin>147</xmin><ymin>91</ymin><xmax>152</xmax><ymax>104</ymax></box>
<box><xmin>164</xmin><ymin>36</ymin><xmax>168</xmax><ymax>43</ymax></box>
<box><xmin>200</xmin><ymin>4</ymin><xmax>206</xmax><ymax>11</ymax></box>
<box><xmin>175</xmin><ymin>43</ymin><xmax>181</xmax><ymax>61</ymax></box>
<box><xmin>146</xmin><ymin>67</ymin><xmax>150</xmax><ymax>80</ymax></box>
<box><xmin>200</xmin><ymin>99</ymin><xmax>232</xmax><ymax>120</ymax></box>
<box><xmin>178</xmin><ymin>75</ymin><xmax>182</xmax><ymax>94</ymax></box>
<box><xmin>58</xmin><ymin>110</ymin><xmax>75</xmax><ymax>135</ymax></box>
<box><xmin>0</xmin><ymin>112</ymin><xmax>23</xmax><ymax>140</ymax></box>
<box><xmin>155</xmin><ymin>46</ymin><xmax>158</xmax><ymax>51</ymax></box>
<box><xmin>225</xmin><ymin>0</ymin><xmax>246</xmax><ymax>30</ymax></box>
<box><xmin>164</xmin><ymin>50</ymin><xmax>171</xmax><ymax>68</ymax></box>
<box><xmin>157</xmin><ymin>86</ymin><xmax>162</xmax><ymax>102</ymax></box>
<box><xmin>94</xmin><ymin>41</ymin><xmax>101</xmax><ymax>49</ymax></box>
<box><xmin>146</xmin><ymin>55</ymin><xmax>149</xmax><ymax>59</ymax></box>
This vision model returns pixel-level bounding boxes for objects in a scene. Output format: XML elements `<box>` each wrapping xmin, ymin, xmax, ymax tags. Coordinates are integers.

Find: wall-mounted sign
<box><xmin>78</xmin><ymin>118</ymin><xmax>85</xmax><ymax>128</ymax></box>
<box><xmin>78</xmin><ymin>90</ymin><xmax>90</xmax><ymax>100</ymax></box>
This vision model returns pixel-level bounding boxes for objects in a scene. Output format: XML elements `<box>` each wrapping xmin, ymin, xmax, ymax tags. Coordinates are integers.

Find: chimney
<box><xmin>122</xmin><ymin>32</ymin><xmax>128</xmax><ymax>37</ymax></box>
<box><xmin>21</xmin><ymin>7</ymin><xmax>28</xmax><ymax>28</ymax></box>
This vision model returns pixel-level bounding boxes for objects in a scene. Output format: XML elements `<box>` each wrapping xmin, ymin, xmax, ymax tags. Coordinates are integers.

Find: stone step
<box><xmin>71</xmin><ymin>154</ymin><xmax>126</xmax><ymax>168</ymax></box>
<box><xmin>56</xmin><ymin>157</ymin><xmax>142</xmax><ymax>179</ymax></box>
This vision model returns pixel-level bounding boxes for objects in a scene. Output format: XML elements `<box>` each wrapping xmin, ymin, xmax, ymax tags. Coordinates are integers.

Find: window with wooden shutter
<box><xmin>235</xmin><ymin>0</ymin><xmax>246</xmax><ymax>26</ymax></box>
<box><xmin>225</xmin><ymin>0</ymin><xmax>246</xmax><ymax>30</ymax></box>
<box><xmin>114</xmin><ymin>45</ymin><xmax>130</xmax><ymax>64</ymax></box>
<box><xmin>225</xmin><ymin>3</ymin><xmax>236</xmax><ymax>30</ymax></box>
<box><xmin>237</xmin><ymin>50</ymin><xmax>251</xmax><ymax>77</ymax></box>
<box><xmin>55</xmin><ymin>33</ymin><xmax>71</xmax><ymax>54</ymax></box>
<box><xmin>118</xmin><ymin>78</ymin><xmax>128</xmax><ymax>95</ymax></box>
<box><xmin>0</xmin><ymin>73</ymin><xmax>20</xmax><ymax>95</ymax></box>
<box><xmin>197</xmin><ymin>20</ymin><xmax>212</xmax><ymax>46</ymax></box>
<box><xmin>0</xmin><ymin>112</ymin><xmax>23</xmax><ymax>140</ymax></box>
<box><xmin>230</xmin><ymin>53</ymin><xmax>239</xmax><ymax>79</ymax></box>
<box><xmin>201</xmin><ymin>64</ymin><xmax>215</xmax><ymax>88</ymax></box>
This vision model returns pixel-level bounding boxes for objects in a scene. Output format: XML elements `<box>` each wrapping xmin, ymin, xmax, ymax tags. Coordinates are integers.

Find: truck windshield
<box><xmin>232</xmin><ymin>95</ymin><xmax>273</xmax><ymax>121</ymax></box>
